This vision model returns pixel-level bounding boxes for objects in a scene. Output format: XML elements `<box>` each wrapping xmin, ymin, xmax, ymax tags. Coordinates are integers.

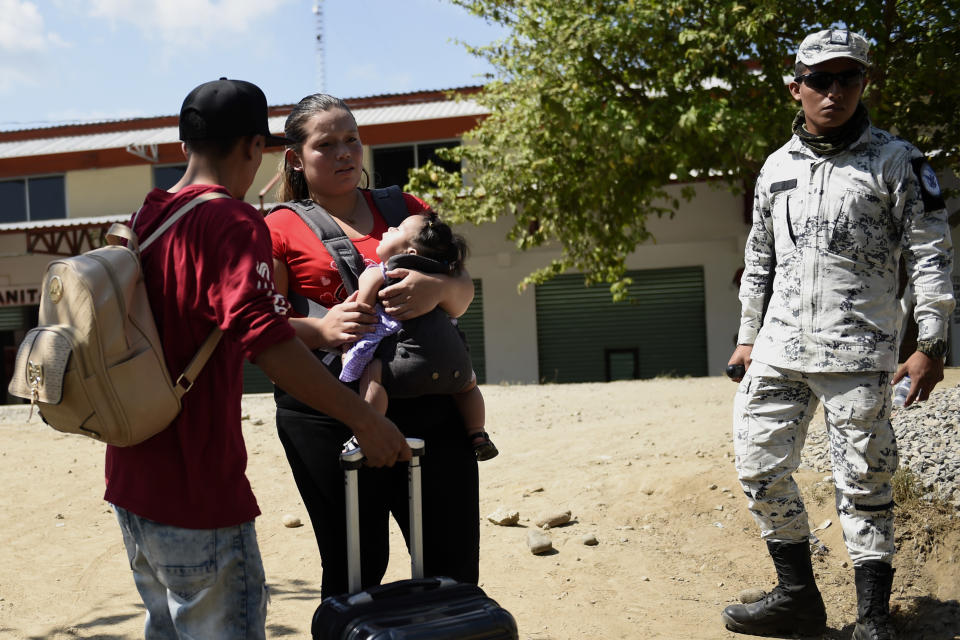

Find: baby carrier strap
<box><xmin>370</xmin><ymin>184</ymin><xmax>408</xmax><ymax>228</ymax></box>
<box><xmin>267</xmin><ymin>187</ymin><xmax>411</xmax><ymax>369</ymax></box>
<box><xmin>383</xmin><ymin>254</ymin><xmax>451</xmax><ymax>286</ymax></box>
<box><xmin>268</xmin><ymin>186</ymin><xmax>411</xmax><ymax>310</ymax></box>
<box><xmin>272</xmin><ymin>199</ymin><xmax>365</xmax><ymax>297</ymax></box>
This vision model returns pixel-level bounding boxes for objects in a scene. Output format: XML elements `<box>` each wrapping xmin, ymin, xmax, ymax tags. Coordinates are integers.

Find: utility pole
<box><xmin>313</xmin><ymin>0</ymin><xmax>325</xmax><ymax>93</ymax></box>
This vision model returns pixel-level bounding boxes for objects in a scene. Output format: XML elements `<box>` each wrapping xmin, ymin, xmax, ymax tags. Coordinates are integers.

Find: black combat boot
<box><xmin>721</xmin><ymin>540</ymin><xmax>827</xmax><ymax>637</ymax></box>
<box><xmin>852</xmin><ymin>561</ymin><xmax>896</xmax><ymax>640</ymax></box>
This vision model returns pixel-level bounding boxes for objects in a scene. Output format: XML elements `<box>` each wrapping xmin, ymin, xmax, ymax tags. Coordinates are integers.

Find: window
<box><xmin>154</xmin><ymin>164</ymin><xmax>187</xmax><ymax>190</ymax></box>
<box><xmin>372</xmin><ymin>147</ymin><xmax>415</xmax><ymax>189</ymax></box>
<box><xmin>0</xmin><ymin>181</ymin><xmax>26</xmax><ymax>224</ymax></box>
<box><xmin>418</xmin><ymin>141</ymin><xmax>461</xmax><ymax>174</ymax></box>
<box><xmin>0</xmin><ymin>176</ymin><xmax>66</xmax><ymax>223</ymax></box>
<box><xmin>371</xmin><ymin>141</ymin><xmax>460</xmax><ymax>189</ymax></box>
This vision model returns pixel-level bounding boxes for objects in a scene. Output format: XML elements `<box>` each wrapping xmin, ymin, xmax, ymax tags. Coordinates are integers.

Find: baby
<box><xmin>339</xmin><ymin>212</ymin><xmax>497</xmax><ymax>461</ymax></box>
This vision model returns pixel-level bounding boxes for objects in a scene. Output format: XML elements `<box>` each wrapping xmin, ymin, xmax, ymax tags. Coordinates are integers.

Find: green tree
<box><xmin>406</xmin><ymin>0</ymin><xmax>959</xmax><ymax>297</ymax></box>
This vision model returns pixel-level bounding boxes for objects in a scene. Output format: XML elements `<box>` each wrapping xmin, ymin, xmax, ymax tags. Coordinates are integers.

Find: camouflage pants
<box><xmin>732</xmin><ymin>361</ymin><xmax>898</xmax><ymax>564</ymax></box>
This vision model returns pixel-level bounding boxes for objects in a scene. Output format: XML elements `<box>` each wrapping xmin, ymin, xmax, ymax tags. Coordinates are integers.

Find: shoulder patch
<box><xmin>911</xmin><ymin>157</ymin><xmax>946</xmax><ymax>212</ymax></box>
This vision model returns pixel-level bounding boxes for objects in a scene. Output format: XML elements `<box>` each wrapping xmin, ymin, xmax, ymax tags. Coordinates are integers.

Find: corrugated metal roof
<box><xmin>0</xmin><ymin>214</ymin><xmax>129</xmax><ymax>233</ymax></box>
<box><xmin>0</xmin><ymin>126</ymin><xmax>179</xmax><ymax>159</ymax></box>
<box><xmin>353</xmin><ymin>100</ymin><xmax>487</xmax><ymax>126</ymax></box>
<box><xmin>0</xmin><ymin>99</ymin><xmax>488</xmax><ymax>160</ymax></box>
<box><xmin>0</xmin><ymin>86</ymin><xmax>484</xmax><ymax>135</ymax></box>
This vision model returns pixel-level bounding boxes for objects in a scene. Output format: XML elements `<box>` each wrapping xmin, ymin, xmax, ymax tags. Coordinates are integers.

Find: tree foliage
<box><xmin>406</xmin><ymin>0</ymin><xmax>960</xmax><ymax>297</ymax></box>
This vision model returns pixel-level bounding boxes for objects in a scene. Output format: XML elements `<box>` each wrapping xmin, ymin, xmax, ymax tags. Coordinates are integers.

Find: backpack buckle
<box><xmin>26</xmin><ymin>361</ymin><xmax>43</xmax><ymax>420</ymax></box>
<box><xmin>175</xmin><ymin>374</ymin><xmax>194</xmax><ymax>393</ymax></box>
<box><xmin>27</xmin><ymin>361</ymin><xmax>43</xmax><ymax>387</ymax></box>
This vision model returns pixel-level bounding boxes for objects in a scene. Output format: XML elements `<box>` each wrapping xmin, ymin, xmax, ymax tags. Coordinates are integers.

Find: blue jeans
<box><xmin>113</xmin><ymin>505</ymin><xmax>268</xmax><ymax>640</ymax></box>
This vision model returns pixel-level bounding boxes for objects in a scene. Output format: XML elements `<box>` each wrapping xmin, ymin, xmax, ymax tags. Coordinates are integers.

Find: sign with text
<box><xmin>0</xmin><ymin>286</ymin><xmax>41</xmax><ymax>308</ymax></box>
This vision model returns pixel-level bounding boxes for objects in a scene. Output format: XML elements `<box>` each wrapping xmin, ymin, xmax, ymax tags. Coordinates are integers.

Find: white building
<box><xmin>1</xmin><ymin>87</ymin><xmax>956</xmax><ymax>399</ymax></box>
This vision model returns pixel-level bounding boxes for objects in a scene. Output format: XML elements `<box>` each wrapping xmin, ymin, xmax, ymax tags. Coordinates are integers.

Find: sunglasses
<box><xmin>794</xmin><ymin>69</ymin><xmax>865</xmax><ymax>92</ymax></box>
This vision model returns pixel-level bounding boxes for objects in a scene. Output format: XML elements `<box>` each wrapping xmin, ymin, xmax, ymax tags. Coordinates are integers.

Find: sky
<box><xmin>0</xmin><ymin>0</ymin><xmax>508</xmax><ymax>131</ymax></box>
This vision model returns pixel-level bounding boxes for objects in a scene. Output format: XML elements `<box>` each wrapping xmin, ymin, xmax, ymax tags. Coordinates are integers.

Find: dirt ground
<box><xmin>1</xmin><ymin>373</ymin><xmax>958</xmax><ymax>639</ymax></box>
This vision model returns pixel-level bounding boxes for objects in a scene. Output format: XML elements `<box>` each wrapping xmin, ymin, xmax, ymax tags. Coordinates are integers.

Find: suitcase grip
<box><xmin>344</xmin><ymin>576</ymin><xmax>459</xmax><ymax>606</ymax></box>
<box><xmin>340</xmin><ymin>437</ymin><xmax>426</xmax><ymax>594</ymax></box>
<box><xmin>339</xmin><ymin>437</ymin><xmax>425</xmax><ymax>468</ymax></box>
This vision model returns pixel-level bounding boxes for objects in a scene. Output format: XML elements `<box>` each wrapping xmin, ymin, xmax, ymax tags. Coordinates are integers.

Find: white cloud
<box><xmin>0</xmin><ymin>0</ymin><xmax>67</xmax><ymax>92</ymax></box>
<box><xmin>0</xmin><ymin>0</ymin><xmax>66</xmax><ymax>53</ymax></box>
<box><xmin>86</xmin><ymin>0</ymin><xmax>294</xmax><ymax>45</ymax></box>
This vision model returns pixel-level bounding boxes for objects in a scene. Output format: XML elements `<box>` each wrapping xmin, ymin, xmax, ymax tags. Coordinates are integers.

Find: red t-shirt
<box><xmin>104</xmin><ymin>184</ymin><xmax>295</xmax><ymax>529</ymax></box>
<box><xmin>268</xmin><ymin>190</ymin><xmax>429</xmax><ymax>308</ymax></box>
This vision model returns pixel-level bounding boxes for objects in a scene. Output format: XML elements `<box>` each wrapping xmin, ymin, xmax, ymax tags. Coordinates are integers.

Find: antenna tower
<box><xmin>313</xmin><ymin>0</ymin><xmax>326</xmax><ymax>93</ymax></box>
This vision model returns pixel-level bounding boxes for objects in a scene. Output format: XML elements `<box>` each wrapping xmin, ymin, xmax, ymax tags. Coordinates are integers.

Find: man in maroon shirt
<box><xmin>106</xmin><ymin>78</ymin><xmax>410</xmax><ymax>640</ymax></box>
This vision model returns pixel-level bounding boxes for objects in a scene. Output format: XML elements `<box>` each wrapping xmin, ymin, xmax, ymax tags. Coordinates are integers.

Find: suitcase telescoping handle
<box><xmin>340</xmin><ymin>437</ymin><xmax>426</xmax><ymax>594</ymax></box>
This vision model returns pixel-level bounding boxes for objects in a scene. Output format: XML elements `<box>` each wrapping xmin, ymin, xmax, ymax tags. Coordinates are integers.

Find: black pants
<box><xmin>275</xmin><ymin>390</ymin><xmax>480</xmax><ymax>599</ymax></box>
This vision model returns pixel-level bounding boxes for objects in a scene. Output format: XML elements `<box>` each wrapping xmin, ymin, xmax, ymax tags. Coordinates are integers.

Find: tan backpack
<box><xmin>7</xmin><ymin>192</ymin><xmax>224</xmax><ymax>446</ymax></box>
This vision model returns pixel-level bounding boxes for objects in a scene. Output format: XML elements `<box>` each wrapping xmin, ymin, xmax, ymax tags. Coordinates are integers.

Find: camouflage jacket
<box><xmin>737</xmin><ymin>125</ymin><xmax>954</xmax><ymax>372</ymax></box>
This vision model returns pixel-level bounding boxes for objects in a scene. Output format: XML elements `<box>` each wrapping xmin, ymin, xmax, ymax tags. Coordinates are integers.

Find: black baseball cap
<box><xmin>179</xmin><ymin>78</ymin><xmax>292</xmax><ymax>147</ymax></box>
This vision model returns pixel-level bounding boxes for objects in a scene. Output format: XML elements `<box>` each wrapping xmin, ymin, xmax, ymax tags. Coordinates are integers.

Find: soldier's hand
<box><xmin>726</xmin><ymin>345</ymin><xmax>753</xmax><ymax>382</ymax></box>
<box><xmin>893</xmin><ymin>351</ymin><xmax>945</xmax><ymax>407</ymax></box>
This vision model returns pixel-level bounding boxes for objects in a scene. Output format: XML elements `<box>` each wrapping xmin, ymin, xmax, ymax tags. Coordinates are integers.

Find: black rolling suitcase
<box><xmin>311</xmin><ymin>438</ymin><xmax>518</xmax><ymax>640</ymax></box>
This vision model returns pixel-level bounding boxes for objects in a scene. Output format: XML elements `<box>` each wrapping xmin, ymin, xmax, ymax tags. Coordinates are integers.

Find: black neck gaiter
<box><xmin>792</xmin><ymin>102</ymin><xmax>870</xmax><ymax>156</ymax></box>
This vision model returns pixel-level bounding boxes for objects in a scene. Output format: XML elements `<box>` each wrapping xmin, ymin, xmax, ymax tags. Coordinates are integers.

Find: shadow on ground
<box><xmin>24</xmin><ymin>610</ymin><xmax>142</xmax><ymax>640</ymax></box>
<box><xmin>268</xmin><ymin>577</ymin><xmax>324</xmax><ymax>636</ymax></box>
<box><xmin>817</xmin><ymin>596</ymin><xmax>960</xmax><ymax>640</ymax></box>
<box><xmin>893</xmin><ymin>596</ymin><xmax>960</xmax><ymax>639</ymax></box>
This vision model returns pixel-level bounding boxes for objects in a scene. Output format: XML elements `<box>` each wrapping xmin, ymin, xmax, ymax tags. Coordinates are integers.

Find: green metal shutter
<box><xmin>535</xmin><ymin>267</ymin><xmax>707</xmax><ymax>383</ymax></box>
<box><xmin>0</xmin><ymin>306</ymin><xmax>31</xmax><ymax>330</ymax></box>
<box><xmin>455</xmin><ymin>279</ymin><xmax>486</xmax><ymax>384</ymax></box>
<box><xmin>242</xmin><ymin>360</ymin><xmax>274</xmax><ymax>395</ymax></box>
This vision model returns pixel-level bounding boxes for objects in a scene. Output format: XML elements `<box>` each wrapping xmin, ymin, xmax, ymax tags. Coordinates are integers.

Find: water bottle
<box><xmin>892</xmin><ymin>376</ymin><xmax>911</xmax><ymax>407</ymax></box>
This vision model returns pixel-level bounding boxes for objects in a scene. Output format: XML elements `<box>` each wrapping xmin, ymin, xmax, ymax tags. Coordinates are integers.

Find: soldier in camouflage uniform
<box><xmin>721</xmin><ymin>29</ymin><xmax>954</xmax><ymax>640</ymax></box>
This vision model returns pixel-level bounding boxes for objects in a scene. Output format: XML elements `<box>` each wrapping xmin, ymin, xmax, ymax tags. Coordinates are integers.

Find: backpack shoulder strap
<box><xmin>116</xmin><ymin>192</ymin><xmax>228</xmax><ymax>396</ymax></box>
<box><xmin>141</xmin><ymin>191</ymin><xmax>230</xmax><ymax>252</ymax></box>
<box><xmin>269</xmin><ymin>200</ymin><xmax>365</xmax><ymax>296</ymax></box>
<box><xmin>369</xmin><ymin>185</ymin><xmax>410</xmax><ymax>227</ymax></box>
<box><xmin>173</xmin><ymin>330</ymin><xmax>223</xmax><ymax>397</ymax></box>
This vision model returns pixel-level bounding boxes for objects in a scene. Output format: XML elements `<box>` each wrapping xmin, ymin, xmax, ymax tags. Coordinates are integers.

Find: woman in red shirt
<box><xmin>266</xmin><ymin>93</ymin><xmax>480</xmax><ymax>598</ymax></box>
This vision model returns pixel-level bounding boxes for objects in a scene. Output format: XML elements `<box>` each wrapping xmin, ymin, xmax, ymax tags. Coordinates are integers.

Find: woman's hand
<box><xmin>315</xmin><ymin>291</ymin><xmax>378</xmax><ymax>349</ymax></box>
<box><xmin>380</xmin><ymin>267</ymin><xmax>475</xmax><ymax>320</ymax></box>
<box><xmin>379</xmin><ymin>268</ymin><xmax>447</xmax><ymax>320</ymax></box>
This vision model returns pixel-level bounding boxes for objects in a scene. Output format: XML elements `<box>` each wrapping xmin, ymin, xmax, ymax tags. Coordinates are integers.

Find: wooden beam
<box><xmin>25</xmin><ymin>223</ymin><xmax>111</xmax><ymax>256</ymax></box>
